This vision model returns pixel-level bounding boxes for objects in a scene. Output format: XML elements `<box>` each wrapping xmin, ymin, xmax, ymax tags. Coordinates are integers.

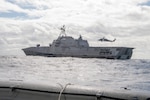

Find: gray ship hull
<box><xmin>22</xmin><ymin>46</ymin><xmax>133</xmax><ymax>59</ymax></box>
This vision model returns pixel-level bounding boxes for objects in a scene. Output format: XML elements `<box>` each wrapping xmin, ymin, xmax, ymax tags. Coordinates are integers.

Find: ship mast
<box><xmin>59</xmin><ymin>25</ymin><xmax>66</xmax><ymax>37</ymax></box>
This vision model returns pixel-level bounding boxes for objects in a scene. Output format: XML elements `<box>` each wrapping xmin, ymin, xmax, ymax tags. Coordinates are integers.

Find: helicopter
<box><xmin>98</xmin><ymin>37</ymin><xmax>116</xmax><ymax>42</ymax></box>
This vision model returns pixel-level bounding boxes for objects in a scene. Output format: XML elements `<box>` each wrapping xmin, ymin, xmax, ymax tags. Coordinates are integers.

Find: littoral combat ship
<box><xmin>22</xmin><ymin>25</ymin><xmax>134</xmax><ymax>59</ymax></box>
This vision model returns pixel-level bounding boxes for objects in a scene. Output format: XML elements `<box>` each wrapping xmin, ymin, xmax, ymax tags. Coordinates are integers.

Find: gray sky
<box><xmin>0</xmin><ymin>0</ymin><xmax>150</xmax><ymax>59</ymax></box>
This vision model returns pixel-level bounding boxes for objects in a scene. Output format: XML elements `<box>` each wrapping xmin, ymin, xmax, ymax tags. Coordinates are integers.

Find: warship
<box><xmin>22</xmin><ymin>26</ymin><xmax>134</xmax><ymax>59</ymax></box>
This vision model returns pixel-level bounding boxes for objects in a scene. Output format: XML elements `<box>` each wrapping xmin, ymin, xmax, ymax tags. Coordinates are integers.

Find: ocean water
<box><xmin>0</xmin><ymin>56</ymin><xmax>150</xmax><ymax>92</ymax></box>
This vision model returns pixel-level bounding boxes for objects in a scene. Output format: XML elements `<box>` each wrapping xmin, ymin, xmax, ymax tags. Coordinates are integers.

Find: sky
<box><xmin>0</xmin><ymin>0</ymin><xmax>150</xmax><ymax>59</ymax></box>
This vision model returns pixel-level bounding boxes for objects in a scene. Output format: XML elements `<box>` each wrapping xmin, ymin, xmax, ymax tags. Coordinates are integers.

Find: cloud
<box><xmin>139</xmin><ymin>0</ymin><xmax>150</xmax><ymax>6</ymax></box>
<box><xmin>0</xmin><ymin>0</ymin><xmax>25</xmax><ymax>13</ymax></box>
<box><xmin>0</xmin><ymin>0</ymin><xmax>150</xmax><ymax>59</ymax></box>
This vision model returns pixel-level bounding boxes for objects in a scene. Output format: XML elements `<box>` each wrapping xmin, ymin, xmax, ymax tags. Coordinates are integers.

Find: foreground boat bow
<box><xmin>0</xmin><ymin>81</ymin><xmax>149</xmax><ymax>100</ymax></box>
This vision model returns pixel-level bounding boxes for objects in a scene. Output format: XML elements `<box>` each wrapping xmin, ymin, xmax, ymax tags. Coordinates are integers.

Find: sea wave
<box><xmin>0</xmin><ymin>56</ymin><xmax>150</xmax><ymax>92</ymax></box>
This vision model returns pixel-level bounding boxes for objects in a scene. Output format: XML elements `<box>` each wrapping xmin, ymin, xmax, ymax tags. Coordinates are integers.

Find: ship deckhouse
<box><xmin>52</xmin><ymin>35</ymin><xmax>89</xmax><ymax>48</ymax></box>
